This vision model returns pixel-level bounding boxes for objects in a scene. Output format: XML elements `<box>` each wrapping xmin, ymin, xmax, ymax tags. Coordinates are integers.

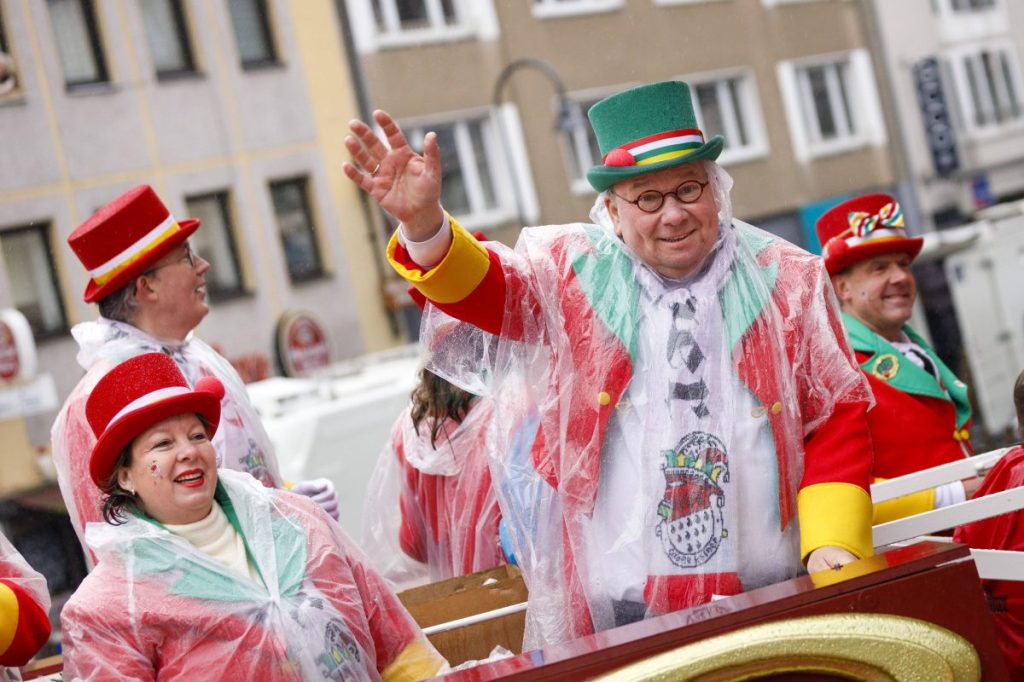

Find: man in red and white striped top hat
<box><xmin>817</xmin><ymin>192</ymin><xmax>977</xmax><ymax>523</ymax></box>
<box><xmin>51</xmin><ymin>185</ymin><xmax>339</xmax><ymax>565</ymax></box>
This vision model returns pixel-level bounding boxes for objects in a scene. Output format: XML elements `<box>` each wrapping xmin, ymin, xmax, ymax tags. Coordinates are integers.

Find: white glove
<box><xmin>291</xmin><ymin>478</ymin><xmax>339</xmax><ymax>521</ymax></box>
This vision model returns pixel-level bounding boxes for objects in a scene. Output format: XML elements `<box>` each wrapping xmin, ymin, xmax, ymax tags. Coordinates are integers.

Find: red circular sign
<box><xmin>0</xmin><ymin>320</ymin><xmax>19</xmax><ymax>381</ymax></box>
<box><xmin>276</xmin><ymin>311</ymin><xmax>331</xmax><ymax>377</ymax></box>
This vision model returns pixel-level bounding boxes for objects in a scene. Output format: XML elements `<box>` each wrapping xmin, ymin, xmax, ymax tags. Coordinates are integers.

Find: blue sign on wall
<box><xmin>913</xmin><ymin>57</ymin><xmax>959</xmax><ymax>177</ymax></box>
<box><xmin>799</xmin><ymin>194</ymin><xmax>854</xmax><ymax>255</ymax></box>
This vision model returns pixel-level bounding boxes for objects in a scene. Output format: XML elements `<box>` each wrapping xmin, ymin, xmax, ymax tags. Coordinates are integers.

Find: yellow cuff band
<box><xmin>387</xmin><ymin>215</ymin><xmax>491</xmax><ymax>304</ymax></box>
<box><xmin>798</xmin><ymin>483</ymin><xmax>874</xmax><ymax>562</ymax></box>
<box><xmin>872</xmin><ymin>487</ymin><xmax>935</xmax><ymax>525</ymax></box>
<box><xmin>380</xmin><ymin>640</ymin><xmax>446</xmax><ymax>682</ymax></box>
<box><xmin>0</xmin><ymin>581</ymin><xmax>19</xmax><ymax>656</ymax></box>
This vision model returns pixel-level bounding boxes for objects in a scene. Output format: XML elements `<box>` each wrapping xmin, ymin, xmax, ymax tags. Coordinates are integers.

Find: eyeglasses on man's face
<box><xmin>611</xmin><ymin>179</ymin><xmax>709</xmax><ymax>213</ymax></box>
<box><xmin>148</xmin><ymin>243</ymin><xmax>197</xmax><ymax>274</ymax></box>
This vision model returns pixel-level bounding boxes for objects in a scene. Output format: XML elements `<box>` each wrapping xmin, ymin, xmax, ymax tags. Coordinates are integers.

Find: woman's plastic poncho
<box><xmin>390</xmin><ymin>164</ymin><xmax>875</xmax><ymax>649</ymax></box>
<box><xmin>0</xmin><ymin>533</ymin><xmax>51</xmax><ymax>680</ymax></box>
<box><xmin>362</xmin><ymin>398</ymin><xmax>504</xmax><ymax>585</ymax></box>
<box><xmin>61</xmin><ymin>469</ymin><xmax>445</xmax><ymax>682</ymax></box>
<box><xmin>50</xmin><ymin>319</ymin><xmax>283</xmax><ymax>562</ymax></box>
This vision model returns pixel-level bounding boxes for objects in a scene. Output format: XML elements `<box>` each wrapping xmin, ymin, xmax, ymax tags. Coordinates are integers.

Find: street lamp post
<box><xmin>491</xmin><ymin>58</ymin><xmax>579</xmax><ymax>228</ymax></box>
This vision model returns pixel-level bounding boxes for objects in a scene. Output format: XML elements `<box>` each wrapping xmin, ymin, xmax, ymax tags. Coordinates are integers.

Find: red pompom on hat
<box><xmin>815</xmin><ymin>193</ymin><xmax>923</xmax><ymax>275</ymax></box>
<box><xmin>68</xmin><ymin>185</ymin><xmax>201</xmax><ymax>303</ymax></box>
<box><xmin>602</xmin><ymin>148</ymin><xmax>636</xmax><ymax>167</ymax></box>
<box><xmin>85</xmin><ymin>353</ymin><xmax>224</xmax><ymax>487</ymax></box>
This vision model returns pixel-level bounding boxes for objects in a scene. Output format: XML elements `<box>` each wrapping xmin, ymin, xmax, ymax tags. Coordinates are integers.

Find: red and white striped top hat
<box><xmin>68</xmin><ymin>185</ymin><xmax>200</xmax><ymax>303</ymax></box>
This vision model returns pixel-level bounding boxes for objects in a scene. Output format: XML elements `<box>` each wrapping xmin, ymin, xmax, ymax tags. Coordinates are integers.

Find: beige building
<box><xmin>0</xmin><ymin>0</ymin><xmax>397</xmax><ymax>425</ymax></box>
<box><xmin>342</xmin><ymin>0</ymin><xmax>901</xmax><ymax>255</ymax></box>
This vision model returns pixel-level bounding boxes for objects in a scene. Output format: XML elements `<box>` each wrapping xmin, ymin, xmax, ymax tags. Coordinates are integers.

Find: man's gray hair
<box><xmin>97</xmin><ymin>279</ymin><xmax>139</xmax><ymax>323</ymax></box>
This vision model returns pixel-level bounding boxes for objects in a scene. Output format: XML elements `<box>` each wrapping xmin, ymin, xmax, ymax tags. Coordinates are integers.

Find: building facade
<box><xmin>342</xmin><ymin>0</ymin><xmax>901</xmax><ymax>256</ymax></box>
<box><xmin>0</xmin><ymin>0</ymin><xmax>398</xmax><ymax>421</ymax></box>
<box><xmin>867</xmin><ymin>0</ymin><xmax>1024</xmax><ymax>228</ymax></box>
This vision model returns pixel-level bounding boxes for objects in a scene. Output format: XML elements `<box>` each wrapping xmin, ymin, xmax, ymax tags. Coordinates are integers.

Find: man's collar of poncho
<box><xmin>73</xmin><ymin>317</ymin><xmax>194</xmax><ymax>368</ymax></box>
<box><xmin>630</xmin><ymin>224</ymin><xmax>737</xmax><ymax>302</ymax></box>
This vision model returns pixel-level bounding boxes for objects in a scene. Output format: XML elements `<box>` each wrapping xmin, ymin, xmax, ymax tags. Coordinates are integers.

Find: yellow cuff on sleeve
<box><xmin>0</xmin><ymin>581</ymin><xmax>19</xmax><ymax>656</ymax></box>
<box><xmin>798</xmin><ymin>482</ymin><xmax>874</xmax><ymax>563</ymax></box>
<box><xmin>380</xmin><ymin>640</ymin><xmax>447</xmax><ymax>682</ymax></box>
<box><xmin>386</xmin><ymin>215</ymin><xmax>491</xmax><ymax>304</ymax></box>
<box><xmin>871</xmin><ymin>486</ymin><xmax>935</xmax><ymax>525</ymax></box>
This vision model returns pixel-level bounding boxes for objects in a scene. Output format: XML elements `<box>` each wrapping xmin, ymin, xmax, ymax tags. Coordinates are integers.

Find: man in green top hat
<box><xmin>343</xmin><ymin>81</ymin><xmax>875</xmax><ymax>647</ymax></box>
<box><xmin>816</xmin><ymin>193</ymin><xmax>977</xmax><ymax>524</ymax></box>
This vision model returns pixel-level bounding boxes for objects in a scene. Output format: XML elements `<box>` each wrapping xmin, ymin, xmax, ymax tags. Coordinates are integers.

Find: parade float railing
<box><xmin>871</xmin><ymin>447</ymin><xmax>1024</xmax><ymax>581</ymax></box>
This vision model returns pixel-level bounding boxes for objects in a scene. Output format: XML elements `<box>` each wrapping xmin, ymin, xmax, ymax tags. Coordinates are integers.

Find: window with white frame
<box><xmin>532</xmin><ymin>0</ymin><xmax>622</xmax><ymax>19</ymax></box>
<box><xmin>949</xmin><ymin>0</ymin><xmax>995</xmax><ymax>11</ymax></box>
<box><xmin>371</xmin><ymin>0</ymin><xmax>461</xmax><ymax>37</ymax></box>
<box><xmin>404</xmin><ymin>114</ymin><xmax>515</xmax><ymax>228</ymax></box>
<box><xmin>690</xmin><ymin>74</ymin><xmax>767</xmax><ymax>164</ymax></box>
<box><xmin>950</xmin><ymin>44</ymin><xmax>1023</xmax><ymax>134</ymax></box>
<box><xmin>346</xmin><ymin>0</ymin><xmax>496</xmax><ymax>52</ymax></box>
<box><xmin>0</xmin><ymin>224</ymin><xmax>67</xmax><ymax>339</ymax></box>
<box><xmin>185</xmin><ymin>191</ymin><xmax>245</xmax><ymax>300</ymax></box>
<box><xmin>777</xmin><ymin>50</ymin><xmax>887</xmax><ymax>161</ymax></box>
<box><xmin>562</xmin><ymin>95</ymin><xmax>605</xmax><ymax>192</ymax></box>
<box><xmin>46</xmin><ymin>0</ymin><xmax>109</xmax><ymax>87</ymax></box>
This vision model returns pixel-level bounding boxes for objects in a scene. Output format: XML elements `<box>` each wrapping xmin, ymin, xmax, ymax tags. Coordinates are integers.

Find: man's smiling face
<box><xmin>833</xmin><ymin>252</ymin><xmax>917</xmax><ymax>341</ymax></box>
<box><xmin>603</xmin><ymin>161</ymin><xmax>719</xmax><ymax>280</ymax></box>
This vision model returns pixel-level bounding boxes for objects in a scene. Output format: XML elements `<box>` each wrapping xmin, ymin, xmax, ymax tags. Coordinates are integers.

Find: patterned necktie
<box><xmin>666</xmin><ymin>294</ymin><xmax>709</xmax><ymax>418</ymax></box>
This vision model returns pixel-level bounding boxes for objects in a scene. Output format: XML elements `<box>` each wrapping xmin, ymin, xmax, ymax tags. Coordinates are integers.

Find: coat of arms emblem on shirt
<box><xmin>317</xmin><ymin>617</ymin><xmax>362</xmax><ymax>679</ymax></box>
<box><xmin>655</xmin><ymin>431</ymin><xmax>730</xmax><ymax>568</ymax></box>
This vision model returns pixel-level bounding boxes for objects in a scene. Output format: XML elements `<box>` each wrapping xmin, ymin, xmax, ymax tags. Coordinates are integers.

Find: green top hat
<box><xmin>586</xmin><ymin>81</ymin><xmax>724</xmax><ymax>193</ymax></box>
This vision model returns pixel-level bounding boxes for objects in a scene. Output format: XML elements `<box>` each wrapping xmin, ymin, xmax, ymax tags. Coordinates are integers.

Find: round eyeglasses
<box><xmin>611</xmin><ymin>179</ymin><xmax>709</xmax><ymax>213</ymax></box>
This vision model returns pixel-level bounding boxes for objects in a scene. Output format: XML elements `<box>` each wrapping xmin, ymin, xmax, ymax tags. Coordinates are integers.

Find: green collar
<box><xmin>128</xmin><ymin>479</ymin><xmax>306</xmax><ymax>602</ymax></box>
<box><xmin>572</xmin><ymin>222</ymin><xmax>777</xmax><ymax>357</ymax></box>
<box><xmin>842</xmin><ymin>313</ymin><xmax>971</xmax><ymax>426</ymax></box>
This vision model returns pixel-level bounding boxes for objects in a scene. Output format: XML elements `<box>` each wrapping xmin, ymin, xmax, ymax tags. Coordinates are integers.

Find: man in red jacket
<box><xmin>817</xmin><ymin>193</ymin><xmax>977</xmax><ymax>522</ymax></box>
<box><xmin>344</xmin><ymin>81</ymin><xmax>876</xmax><ymax>648</ymax></box>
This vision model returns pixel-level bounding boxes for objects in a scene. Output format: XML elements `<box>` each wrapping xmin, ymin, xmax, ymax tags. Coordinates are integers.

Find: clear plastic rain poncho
<box><xmin>1</xmin><ymin>533</ymin><xmax>51</xmax><ymax>681</ymax></box>
<box><xmin>415</xmin><ymin>162</ymin><xmax>873</xmax><ymax>649</ymax></box>
<box><xmin>50</xmin><ymin>318</ymin><xmax>283</xmax><ymax>562</ymax></box>
<box><xmin>61</xmin><ymin>469</ymin><xmax>444</xmax><ymax>682</ymax></box>
<box><xmin>362</xmin><ymin>396</ymin><xmax>505</xmax><ymax>586</ymax></box>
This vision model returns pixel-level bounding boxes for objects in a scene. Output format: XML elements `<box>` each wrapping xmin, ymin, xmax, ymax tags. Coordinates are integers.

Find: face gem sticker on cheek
<box><xmin>149</xmin><ymin>460</ymin><xmax>162</xmax><ymax>478</ymax></box>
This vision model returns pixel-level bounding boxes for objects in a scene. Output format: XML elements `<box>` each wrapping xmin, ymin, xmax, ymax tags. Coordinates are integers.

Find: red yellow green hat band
<box><xmin>586</xmin><ymin>81</ymin><xmax>724</xmax><ymax>192</ymax></box>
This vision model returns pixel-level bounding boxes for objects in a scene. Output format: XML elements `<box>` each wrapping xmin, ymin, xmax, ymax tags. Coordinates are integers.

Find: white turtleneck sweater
<box><xmin>164</xmin><ymin>503</ymin><xmax>263</xmax><ymax>585</ymax></box>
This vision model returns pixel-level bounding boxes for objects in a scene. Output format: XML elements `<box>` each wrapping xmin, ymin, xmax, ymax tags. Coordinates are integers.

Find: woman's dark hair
<box><xmin>98</xmin><ymin>413</ymin><xmax>213</xmax><ymax>524</ymax></box>
<box><xmin>409</xmin><ymin>368</ymin><xmax>475</xmax><ymax>448</ymax></box>
<box><xmin>100</xmin><ymin>445</ymin><xmax>139</xmax><ymax>525</ymax></box>
<box><xmin>1014</xmin><ymin>369</ymin><xmax>1024</xmax><ymax>440</ymax></box>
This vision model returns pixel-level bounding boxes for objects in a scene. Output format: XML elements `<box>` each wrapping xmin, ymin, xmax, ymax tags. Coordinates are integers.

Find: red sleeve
<box><xmin>348</xmin><ymin>553</ymin><xmax>424</xmax><ymax>672</ymax></box>
<box><xmin>0</xmin><ymin>578</ymin><xmax>50</xmax><ymax>666</ymax></box>
<box><xmin>391</xmin><ymin>237</ymin><xmax>535</xmax><ymax>339</ymax></box>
